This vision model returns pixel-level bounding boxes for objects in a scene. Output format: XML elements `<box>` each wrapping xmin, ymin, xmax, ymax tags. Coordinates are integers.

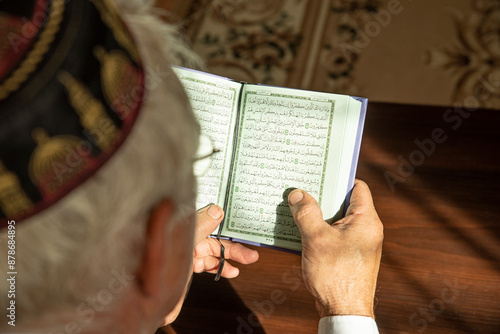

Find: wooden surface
<box><xmin>164</xmin><ymin>102</ymin><xmax>500</xmax><ymax>334</ymax></box>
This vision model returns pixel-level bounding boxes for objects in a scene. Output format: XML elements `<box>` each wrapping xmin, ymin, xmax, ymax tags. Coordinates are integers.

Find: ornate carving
<box><xmin>211</xmin><ymin>0</ymin><xmax>285</xmax><ymax>26</ymax></box>
<box><xmin>319</xmin><ymin>0</ymin><xmax>383</xmax><ymax>94</ymax></box>
<box><xmin>194</xmin><ymin>5</ymin><xmax>301</xmax><ymax>84</ymax></box>
<box><xmin>425</xmin><ymin>1</ymin><xmax>500</xmax><ymax>108</ymax></box>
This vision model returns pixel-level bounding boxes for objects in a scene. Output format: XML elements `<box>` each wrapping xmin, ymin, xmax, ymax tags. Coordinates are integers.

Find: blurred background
<box><xmin>159</xmin><ymin>0</ymin><xmax>500</xmax><ymax>109</ymax></box>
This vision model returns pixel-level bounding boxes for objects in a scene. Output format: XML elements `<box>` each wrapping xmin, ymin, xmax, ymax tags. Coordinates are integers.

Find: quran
<box><xmin>173</xmin><ymin>67</ymin><xmax>367</xmax><ymax>252</ymax></box>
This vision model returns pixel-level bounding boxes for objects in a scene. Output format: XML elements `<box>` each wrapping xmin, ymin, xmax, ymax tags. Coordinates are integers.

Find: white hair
<box><xmin>0</xmin><ymin>0</ymin><xmax>203</xmax><ymax>325</ymax></box>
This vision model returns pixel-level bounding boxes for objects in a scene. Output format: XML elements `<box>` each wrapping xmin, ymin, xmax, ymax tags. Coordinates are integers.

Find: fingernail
<box><xmin>288</xmin><ymin>190</ymin><xmax>304</xmax><ymax>207</ymax></box>
<box><xmin>207</xmin><ymin>205</ymin><xmax>223</xmax><ymax>220</ymax></box>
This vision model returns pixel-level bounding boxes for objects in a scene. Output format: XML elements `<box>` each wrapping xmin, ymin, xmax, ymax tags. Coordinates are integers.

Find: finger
<box><xmin>195</xmin><ymin>238</ymin><xmax>259</xmax><ymax>264</ymax></box>
<box><xmin>219</xmin><ymin>261</ymin><xmax>240</xmax><ymax>278</ymax></box>
<box><xmin>345</xmin><ymin>179</ymin><xmax>377</xmax><ymax>217</ymax></box>
<box><xmin>198</xmin><ymin>258</ymin><xmax>241</xmax><ymax>278</ymax></box>
<box><xmin>221</xmin><ymin>240</ymin><xmax>259</xmax><ymax>264</ymax></box>
<box><xmin>336</xmin><ymin>180</ymin><xmax>383</xmax><ymax>241</ymax></box>
<box><xmin>194</xmin><ymin>204</ymin><xmax>224</xmax><ymax>245</ymax></box>
<box><xmin>193</xmin><ymin>255</ymin><xmax>220</xmax><ymax>273</ymax></box>
<box><xmin>288</xmin><ymin>189</ymin><xmax>326</xmax><ymax>238</ymax></box>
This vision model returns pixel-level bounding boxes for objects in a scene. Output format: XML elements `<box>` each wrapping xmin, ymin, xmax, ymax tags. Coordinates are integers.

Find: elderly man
<box><xmin>0</xmin><ymin>0</ymin><xmax>383</xmax><ymax>333</ymax></box>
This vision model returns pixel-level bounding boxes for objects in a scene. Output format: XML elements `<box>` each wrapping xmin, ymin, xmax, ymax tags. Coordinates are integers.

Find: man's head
<box><xmin>0</xmin><ymin>0</ymin><xmax>204</xmax><ymax>332</ymax></box>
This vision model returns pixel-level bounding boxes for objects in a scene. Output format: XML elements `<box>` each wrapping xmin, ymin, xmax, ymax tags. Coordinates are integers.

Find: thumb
<box><xmin>194</xmin><ymin>204</ymin><xmax>224</xmax><ymax>245</ymax></box>
<box><xmin>288</xmin><ymin>189</ymin><xmax>325</xmax><ymax>238</ymax></box>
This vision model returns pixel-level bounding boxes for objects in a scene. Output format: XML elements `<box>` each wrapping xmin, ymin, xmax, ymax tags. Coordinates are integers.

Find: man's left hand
<box><xmin>163</xmin><ymin>204</ymin><xmax>259</xmax><ymax>325</ymax></box>
<box><xmin>193</xmin><ymin>204</ymin><xmax>259</xmax><ymax>278</ymax></box>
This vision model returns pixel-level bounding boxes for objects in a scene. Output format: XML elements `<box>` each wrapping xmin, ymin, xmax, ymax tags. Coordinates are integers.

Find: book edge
<box><xmin>342</xmin><ymin>96</ymin><xmax>368</xmax><ymax>216</ymax></box>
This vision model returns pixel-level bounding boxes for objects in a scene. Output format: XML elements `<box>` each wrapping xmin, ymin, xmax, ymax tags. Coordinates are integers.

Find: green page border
<box><xmin>225</xmin><ymin>90</ymin><xmax>336</xmax><ymax>242</ymax></box>
<box><xmin>180</xmin><ymin>76</ymin><xmax>238</xmax><ymax>205</ymax></box>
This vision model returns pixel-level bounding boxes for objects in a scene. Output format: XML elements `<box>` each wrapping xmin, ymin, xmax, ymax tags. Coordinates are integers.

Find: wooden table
<box><xmin>164</xmin><ymin>102</ymin><xmax>500</xmax><ymax>333</ymax></box>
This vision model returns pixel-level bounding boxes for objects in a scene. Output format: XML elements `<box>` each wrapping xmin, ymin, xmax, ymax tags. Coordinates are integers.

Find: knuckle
<box><xmin>349</xmin><ymin>204</ymin><xmax>364</xmax><ymax>216</ymax></box>
<box><xmin>192</xmin><ymin>259</ymin><xmax>203</xmax><ymax>273</ymax></box>
<box><xmin>193</xmin><ymin>241</ymin><xmax>209</xmax><ymax>257</ymax></box>
<box><xmin>295</xmin><ymin>203</ymin><xmax>315</xmax><ymax>220</ymax></box>
<box><xmin>368</xmin><ymin>219</ymin><xmax>384</xmax><ymax>247</ymax></box>
<box><xmin>193</xmin><ymin>247</ymin><xmax>202</xmax><ymax>257</ymax></box>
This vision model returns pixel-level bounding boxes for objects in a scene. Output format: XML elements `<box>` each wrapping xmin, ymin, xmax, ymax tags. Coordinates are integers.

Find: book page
<box><xmin>223</xmin><ymin>85</ymin><xmax>361</xmax><ymax>250</ymax></box>
<box><xmin>173</xmin><ymin>67</ymin><xmax>242</xmax><ymax>209</ymax></box>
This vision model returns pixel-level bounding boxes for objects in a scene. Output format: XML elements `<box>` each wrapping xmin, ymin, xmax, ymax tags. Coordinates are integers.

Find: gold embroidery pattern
<box><xmin>90</xmin><ymin>0</ymin><xmax>141</xmax><ymax>64</ymax></box>
<box><xmin>94</xmin><ymin>46</ymin><xmax>142</xmax><ymax>119</ymax></box>
<box><xmin>58</xmin><ymin>71</ymin><xmax>119</xmax><ymax>151</ymax></box>
<box><xmin>28</xmin><ymin>128</ymin><xmax>86</xmax><ymax>195</ymax></box>
<box><xmin>0</xmin><ymin>161</ymin><xmax>33</xmax><ymax>218</ymax></box>
<box><xmin>0</xmin><ymin>0</ymin><xmax>65</xmax><ymax>101</ymax></box>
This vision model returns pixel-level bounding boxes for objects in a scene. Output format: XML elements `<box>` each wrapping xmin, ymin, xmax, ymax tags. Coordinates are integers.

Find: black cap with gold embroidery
<box><xmin>0</xmin><ymin>0</ymin><xmax>145</xmax><ymax>227</ymax></box>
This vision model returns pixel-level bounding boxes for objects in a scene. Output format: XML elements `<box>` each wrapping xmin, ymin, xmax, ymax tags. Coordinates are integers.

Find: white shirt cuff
<box><xmin>318</xmin><ymin>315</ymin><xmax>379</xmax><ymax>334</ymax></box>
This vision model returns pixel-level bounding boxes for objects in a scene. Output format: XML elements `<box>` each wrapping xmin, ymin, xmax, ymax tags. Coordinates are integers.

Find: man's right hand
<box><xmin>288</xmin><ymin>180</ymin><xmax>383</xmax><ymax>319</ymax></box>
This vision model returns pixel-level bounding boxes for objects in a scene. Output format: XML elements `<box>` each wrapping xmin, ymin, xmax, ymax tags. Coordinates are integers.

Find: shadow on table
<box><xmin>359</xmin><ymin>103</ymin><xmax>500</xmax><ymax>332</ymax></box>
<box><xmin>160</xmin><ymin>272</ymin><xmax>266</xmax><ymax>334</ymax></box>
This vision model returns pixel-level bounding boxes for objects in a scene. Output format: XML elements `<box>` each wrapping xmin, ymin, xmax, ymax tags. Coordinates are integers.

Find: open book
<box><xmin>173</xmin><ymin>67</ymin><xmax>367</xmax><ymax>252</ymax></box>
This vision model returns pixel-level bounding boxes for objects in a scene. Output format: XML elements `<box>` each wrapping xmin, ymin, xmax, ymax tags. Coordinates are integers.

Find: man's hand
<box><xmin>193</xmin><ymin>204</ymin><xmax>259</xmax><ymax>278</ymax></box>
<box><xmin>163</xmin><ymin>204</ymin><xmax>259</xmax><ymax>325</ymax></box>
<box><xmin>288</xmin><ymin>180</ymin><xmax>383</xmax><ymax>319</ymax></box>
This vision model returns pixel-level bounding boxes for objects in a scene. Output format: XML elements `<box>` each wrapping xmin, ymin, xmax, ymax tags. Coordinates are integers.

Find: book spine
<box><xmin>215</xmin><ymin>84</ymin><xmax>246</xmax><ymax>238</ymax></box>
